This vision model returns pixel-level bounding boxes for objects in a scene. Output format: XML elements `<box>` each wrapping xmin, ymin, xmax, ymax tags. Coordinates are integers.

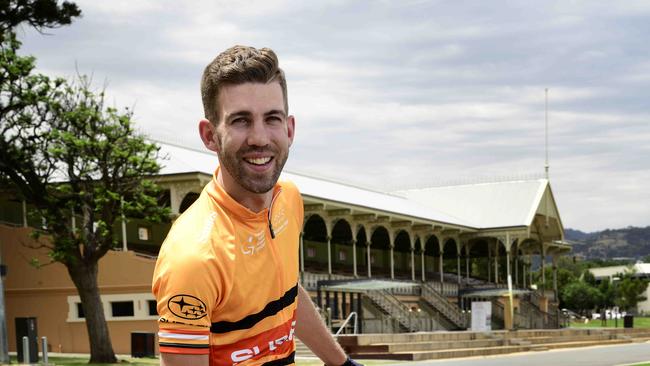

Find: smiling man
<box><xmin>152</xmin><ymin>46</ymin><xmax>361</xmax><ymax>366</ymax></box>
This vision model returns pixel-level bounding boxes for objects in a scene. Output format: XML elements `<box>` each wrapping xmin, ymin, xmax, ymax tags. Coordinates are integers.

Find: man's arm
<box><xmin>295</xmin><ymin>284</ymin><xmax>348</xmax><ymax>366</ymax></box>
<box><xmin>160</xmin><ymin>353</ymin><xmax>208</xmax><ymax>366</ymax></box>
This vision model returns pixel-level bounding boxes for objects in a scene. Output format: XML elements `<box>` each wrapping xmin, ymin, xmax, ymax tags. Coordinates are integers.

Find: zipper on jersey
<box><xmin>267</xmin><ymin>188</ymin><xmax>282</xmax><ymax>239</ymax></box>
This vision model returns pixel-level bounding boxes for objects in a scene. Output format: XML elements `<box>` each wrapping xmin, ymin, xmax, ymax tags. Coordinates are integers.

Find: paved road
<box><xmin>384</xmin><ymin>342</ymin><xmax>650</xmax><ymax>366</ymax></box>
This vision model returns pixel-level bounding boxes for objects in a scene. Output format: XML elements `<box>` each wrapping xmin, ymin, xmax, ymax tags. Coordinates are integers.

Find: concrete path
<box><xmin>384</xmin><ymin>342</ymin><xmax>650</xmax><ymax>366</ymax></box>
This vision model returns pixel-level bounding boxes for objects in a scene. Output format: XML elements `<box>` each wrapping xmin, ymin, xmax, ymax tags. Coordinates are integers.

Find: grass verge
<box><xmin>569</xmin><ymin>316</ymin><xmax>650</xmax><ymax>328</ymax></box>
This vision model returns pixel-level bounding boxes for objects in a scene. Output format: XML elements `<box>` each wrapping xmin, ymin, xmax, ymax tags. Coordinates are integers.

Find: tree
<box><xmin>615</xmin><ymin>273</ymin><xmax>649</xmax><ymax>313</ymax></box>
<box><xmin>597</xmin><ymin>279</ymin><xmax>617</xmax><ymax>309</ymax></box>
<box><xmin>561</xmin><ymin>281</ymin><xmax>602</xmax><ymax>316</ymax></box>
<box><xmin>0</xmin><ymin>0</ymin><xmax>81</xmax><ymax>33</ymax></box>
<box><xmin>1</xmin><ymin>34</ymin><xmax>167</xmax><ymax>363</ymax></box>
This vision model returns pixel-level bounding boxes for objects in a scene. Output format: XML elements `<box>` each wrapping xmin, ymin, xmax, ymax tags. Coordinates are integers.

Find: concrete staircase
<box><xmin>420</xmin><ymin>282</ymin><xmax>467</xmax><ymax>329</ymax></box>
<box><xmin>366</xmin><ymin>290</ymin><xmax>418</xmax><ymax>332</ymax></box>
<box><xmin>338</xmin><ymin>328</ymin><xmax>650</xmax><ymax>361</ymax></box>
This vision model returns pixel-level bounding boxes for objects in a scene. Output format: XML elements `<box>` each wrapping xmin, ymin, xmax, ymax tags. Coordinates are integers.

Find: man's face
<box><xmin>211</xmin><ymin>82</ymin><xmax>294</xmax><ymax>194</ymax></box>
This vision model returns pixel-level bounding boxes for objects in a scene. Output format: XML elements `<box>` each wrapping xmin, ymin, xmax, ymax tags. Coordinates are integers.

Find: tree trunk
<box><xmin>67</xmin><ymin>260</ymin><xmax>117</xmax><ymax>363</ymax></box>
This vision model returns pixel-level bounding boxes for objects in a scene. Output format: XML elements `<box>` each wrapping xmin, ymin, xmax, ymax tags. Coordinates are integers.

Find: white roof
<box><xmin>590</xmin><ymin>263</ymin><xmax>650</xmax><ymax>278</ymax></box>
<box><xmin>156</xmin><ymin>142</ymin><xmax>473</xmax><ymax>228</ymax></box>
<box><xmin>156</xmin><ymin>142</ymin><xmax>561</xmax><ymax>231</ymax></box>
<box><xmin>394</xmin><ymin>180</ymin><xmax>549</xmax><ymax>229</ymax></box>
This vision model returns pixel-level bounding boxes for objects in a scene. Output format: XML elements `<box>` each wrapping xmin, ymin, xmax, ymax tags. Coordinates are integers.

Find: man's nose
<box><xmin>247</xmin><ymin>119</ymin><xmax>271</xmax><ymax>147</ymax></box>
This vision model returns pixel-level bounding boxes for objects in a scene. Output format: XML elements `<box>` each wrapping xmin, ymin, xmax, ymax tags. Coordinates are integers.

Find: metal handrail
<box><xmin>334</xmin><ymin>311</ymin><xmax>358</xmax><ymax>336</ymax></box>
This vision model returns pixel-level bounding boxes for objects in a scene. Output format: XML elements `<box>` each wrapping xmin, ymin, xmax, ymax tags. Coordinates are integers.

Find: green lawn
<box><xmin>569</xmin><ymin>316</ymin><xmax>650</xmax><ymax>328</ymax></box>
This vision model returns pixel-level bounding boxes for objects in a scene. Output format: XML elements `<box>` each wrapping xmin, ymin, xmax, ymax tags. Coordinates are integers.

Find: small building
<box><xmin>589</xmin><ymin>263</ymin><xmax>650</xmax><ymax>315</ymax></box>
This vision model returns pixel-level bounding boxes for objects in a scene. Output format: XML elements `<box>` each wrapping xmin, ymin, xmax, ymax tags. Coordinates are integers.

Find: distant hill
<box><xmin>566</xmin><ymin>226</ymin><xmax>650</xmax><ymax>261</ymax></box>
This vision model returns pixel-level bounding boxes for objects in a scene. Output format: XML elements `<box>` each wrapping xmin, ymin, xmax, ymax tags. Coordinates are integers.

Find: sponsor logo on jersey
<box><xmin>168</xmin><ymin>294</ymin><xmax>207</xmax><ymax>320</ymax></box>
<box><xmin>241</xmin><ymin>230</ymin><xmax>266</xmax><ymax>255</ymax></box>
<box><xmin>230</xmin><ymin>321</ymin><xmax>296</xmax><ymax>364</ymax></box>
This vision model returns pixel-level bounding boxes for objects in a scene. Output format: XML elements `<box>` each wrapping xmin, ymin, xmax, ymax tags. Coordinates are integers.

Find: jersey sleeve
<box><xmin>152</xmin><ymin>238</ymin><xmax>220</xmax><ymax>355</ymax></box>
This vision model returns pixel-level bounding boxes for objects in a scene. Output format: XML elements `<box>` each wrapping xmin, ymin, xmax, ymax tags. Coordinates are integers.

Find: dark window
<box><xmin>77</xmin><ymin>303</ymin><xmax>85</xmax><ymax>318</ymax></box>
<box><xmin>111</xmin><ymin>301</ymin><xmax>134</xmax><ymax>317</ymax></box>
<box><xmin>148</xmin><ymin>300</ymin><xmax>158</xmax><ymax>316</ymax></box>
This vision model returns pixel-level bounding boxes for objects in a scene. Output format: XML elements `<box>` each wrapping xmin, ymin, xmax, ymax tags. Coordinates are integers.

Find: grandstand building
<box><xmin>0</xmin><ymin>143</ymin><xmax>570</xmax><ymax>354</ymax></box>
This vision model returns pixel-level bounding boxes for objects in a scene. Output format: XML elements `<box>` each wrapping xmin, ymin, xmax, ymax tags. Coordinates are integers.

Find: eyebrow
<box><xmin>225</xmin><ymin>109</ymin><xmax>287</xmax><ymax>120</ymax></box>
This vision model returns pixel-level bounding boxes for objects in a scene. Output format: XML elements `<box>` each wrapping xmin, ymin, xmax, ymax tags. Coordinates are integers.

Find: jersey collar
<box><xmin>206</xmin><ymin>166</ymin><xmax>281</xmax><ymax>220</ymax></box>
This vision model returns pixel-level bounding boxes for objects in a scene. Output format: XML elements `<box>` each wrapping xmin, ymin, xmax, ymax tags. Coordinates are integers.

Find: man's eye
<box><xmin>232</xmin><ymin>118</ymin><xmax>248</xmax><ymax>125</ymax></box>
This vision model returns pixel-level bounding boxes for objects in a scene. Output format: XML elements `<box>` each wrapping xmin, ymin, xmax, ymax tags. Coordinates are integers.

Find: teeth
<box><xmin>245</xmin><ymin>157</ymin><xmax>272</xmax><ymax>165</ymax></box>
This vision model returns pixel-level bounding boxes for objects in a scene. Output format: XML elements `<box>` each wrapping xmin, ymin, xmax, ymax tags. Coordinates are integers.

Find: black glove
<box><xmin>341</xmin><ymin>357</ymin><xmax>364</xmax><ymax>366</ymax></box>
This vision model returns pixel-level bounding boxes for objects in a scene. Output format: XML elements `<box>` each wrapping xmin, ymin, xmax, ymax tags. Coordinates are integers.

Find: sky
<box><xmin>16</xmin><ymin>0</ymin><xmax>650</xmax><ymax>232</ymax></box>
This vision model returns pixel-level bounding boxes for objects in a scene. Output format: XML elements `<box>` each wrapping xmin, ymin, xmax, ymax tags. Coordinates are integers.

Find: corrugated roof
<box><xmin>394</xmin><ymin>180</ymin><xmax>549</xmax><ymax>229</ymax></box>
<box><xmin>156</xmin><ymin>143</ymin><xmax>474</xmax><ymax>228</ymax></box>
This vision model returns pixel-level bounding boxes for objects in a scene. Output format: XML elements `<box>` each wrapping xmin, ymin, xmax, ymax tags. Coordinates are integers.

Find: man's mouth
<box><xmin>244</xmin><ymin>157</ymin><xmax>273</xmax><ymax>166</ymax></box>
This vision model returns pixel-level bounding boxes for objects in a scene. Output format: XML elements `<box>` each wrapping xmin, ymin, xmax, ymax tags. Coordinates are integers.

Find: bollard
<box><xmin>42</xmin><ymin>336</ymin><xmax>48</xmax><ymax>365</ymax></box>
<box><xmin>22</xmin><ymin>336</ymin><xmax>30</xmax><ymax>364</ymax></box>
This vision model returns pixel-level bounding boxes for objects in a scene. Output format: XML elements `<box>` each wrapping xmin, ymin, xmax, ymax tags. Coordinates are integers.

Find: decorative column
<box><xmin>456</xmin><ymin>252</ymin><xmax>461</xmax><ymax>285</ymax></box>
<box><xmin>465</xmin><ymin>245</ymin><xmax>470</xmax><ymax>283</ymax></box>
<box><xmin>410</xmin><ymin>247</ymin><xmax>416</xmax><ymax>281</ymax></box>
<box><xmin>439</xmin><ymin>251</ymin><xmax>444</xmax><ymax>284</ymax></box>
<box><xmin>421</xmin><ymin>249</ymin><xmax>426</xmax><ymax>282</ymax></box>
<box><xmin>521</xmin><ymin>253</ymin><xmax>526</xmax><ymax>288</ymax></box>
<box><xmin>327</xmin><ymin>236</ymin><xmax>332</xmax><ymax>278</ymax></box>
<box><xmin>506</xmin><ymin>248</ymin><xmax>511</xmax><ymax>287</ymax></box>
<box><xmin>352</xmin><ymin>240</ymin><xmax>358</xmax><ymax>278</ymax></box>
<box><xmin>390</xmin><ymin>244</ymin><xmax>395</xmax><ymax>280</ymax></box>
<box><xmin>514</xmin><ymin>251</ymin><xmax>519</xmax><ymax>287</ymax></box>
<box><xmin>366</xmin><ymin>242</ymin><xmax>372</xmax><ymax>278</ymax></box>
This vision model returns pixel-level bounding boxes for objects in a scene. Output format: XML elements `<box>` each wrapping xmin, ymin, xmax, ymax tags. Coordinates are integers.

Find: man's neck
<box><xmin>216</xmin><ymin>169</ymin><xmax>272</xmax><ymax>213</ymax></box>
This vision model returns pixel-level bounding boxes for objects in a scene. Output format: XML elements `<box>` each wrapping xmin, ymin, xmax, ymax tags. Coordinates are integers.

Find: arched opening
<box><xmin>424</xmin><ymin>235</ymin><xmax>440</xmax><ymax>280</ymax></box>
<box><xmin>302</xmin><ymin>215</ymin><xmax>328</xmax><ymax>273</ymax></box>
<box><xmin>442</xmin><ymin>238</ymin><xmax>457</xmax><ymax>276</ymax></box>
<box><xmin>355</xmin><ymin>226</ymin><xmax>368</xmax><ymax>277</ymax></box>
<box><xmin>179</xmin><ymin>192</ymin><xmax>200</xmax><ymax>213</ymax></box>
<box><xmin>468</xmin><ymin>239</ymin><xmax>490</xmax><ymax>282</ymax></box>
<box><xmin>331</xmin><ymin>219</ymin><xmax>353</xmax><ymax>274</ymax></box>
<box><xmin>370</xmin><ymin>226</ymin><xmax>391</xmax><ymax>278</ymax></box>
<box><xmin>394</xmin><ymin>231</ymin><xmax>411</xmax><ymax>279</ymax></box>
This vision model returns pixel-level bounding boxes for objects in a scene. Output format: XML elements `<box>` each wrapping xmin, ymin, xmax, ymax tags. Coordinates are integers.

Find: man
<box><xmin>152</xmin><ymin>46</ymin><xmax>360</xmax><ymax>366</ymax></box>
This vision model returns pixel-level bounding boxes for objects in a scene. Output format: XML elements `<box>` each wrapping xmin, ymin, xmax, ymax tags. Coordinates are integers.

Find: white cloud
<box><xmin>16</xmin><ymin>0</ymin><xmax>650</xmax><ymax>232</ymax></box>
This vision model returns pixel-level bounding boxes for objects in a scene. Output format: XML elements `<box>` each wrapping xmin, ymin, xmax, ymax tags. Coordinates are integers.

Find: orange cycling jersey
<box><xmin>152</xmin><ymin>167</ymin><xmax>304</xmax><ymax>366</ymax></box>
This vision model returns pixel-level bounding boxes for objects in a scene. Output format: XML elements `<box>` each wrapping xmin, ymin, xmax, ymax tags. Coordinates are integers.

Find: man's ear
<box><xmin>198</xmin><ymin>119</ymin><xmax>220</xmax><ymax>152</ymax></box>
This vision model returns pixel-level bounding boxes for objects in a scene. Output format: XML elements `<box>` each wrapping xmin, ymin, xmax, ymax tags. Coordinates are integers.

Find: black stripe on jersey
<box><xmin>159</xmin><ymin>342</ymin><xmax>209</xmax><ymax>349</ymax></box>
<box><xmin>210</xmin><ymin>283</ymin><xmax>298</xmax><ymax>333</ymax></box>
<box><xmin>261</xmin><ymin>351</ymin><xmax>295</xmax><ymax>366</ymax></box>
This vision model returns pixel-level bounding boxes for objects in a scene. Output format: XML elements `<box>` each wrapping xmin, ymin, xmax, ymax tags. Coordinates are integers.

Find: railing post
<box><xmin>42</xmin><ymin>336</ymin><xmax>48</xmax><ymax>365</ymax></box>
<box><xmin>22</xmin><ymin>336</ymin><xmax>30</xmax><ymax>364</ymax></box>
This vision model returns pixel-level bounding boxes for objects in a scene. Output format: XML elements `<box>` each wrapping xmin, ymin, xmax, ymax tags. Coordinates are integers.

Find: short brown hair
<box><xmin>201</xmin><ymin>45</ymin><xmax>288</xmax><ymax>124</ymax></box>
